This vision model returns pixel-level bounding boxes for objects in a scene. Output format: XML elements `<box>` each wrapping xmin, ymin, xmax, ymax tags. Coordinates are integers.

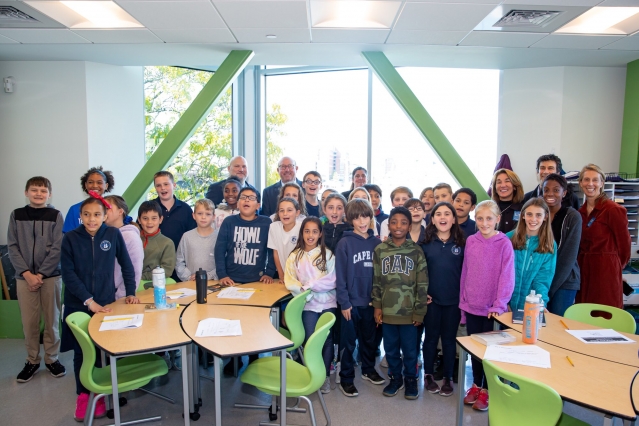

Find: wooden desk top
<box><xmin>457</xmin><ymin>332</ymin><xmax>637</xmax><ymax>420</ymax></box>
<box><xmin>88</xmin><ymin>298</ymin><xmax>191</xmax><ymax>356</ymax></box>
<box><xmin>181</xmin><ymin>304</ymin><xmax>293</xmax><ymax>358</ymax></box>
<box><xmin>205</xmin><ymin>282</ymin><xmax>292</xmax><ymax>308</ymax></box>
<box><xmin>496</xmin><ymin>312</ymin><xmax>639</xmax><ymax>368</ymax></box>
<box><xmin>136</xmin><ymin>280</ymin><xmax>200</xmax><ymax>305</ymax></box>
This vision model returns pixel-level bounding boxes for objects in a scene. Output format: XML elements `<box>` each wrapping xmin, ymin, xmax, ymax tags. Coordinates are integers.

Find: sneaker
<box><xmin>94</xmin><ymin>396</ymin><xmax>107</xmax><ymax>418</ymax></box>
<box><xmin>440</xmin><ymin>378</ymin><xmax>454</xmax><ymax>397</ymax></box>
<box><xmin>472</xmin><ymin>388</ymin><xmax>489</xmax><ymax>411</ymax></box>
<box><xmin>74</xmin><ymin>393</ymin><xmax>89</xmax><ymax>422</ymax></box>
<box><xmin>404</xmin><ymin>377</ymin><xmax>419</xmax><ymax>400</ymax></box>
<box><xmin>362</xmin><ymin>371</ymin><xmax>385</xmax><ymax>385</ymax></box>
<box><xmin>335</xmin><ymin>362</ymin><xmax>341</xmax><ymax>384</ymax></box>
<box><xmin>463</xmin><ymin>384</ymin><xmax>481</xmax><ymax>405</ymax></box>
<box><xmin>380</xmin><ymin>355</ymin><xmax>388</xmax><ymax>368</ymax></box>
<box><xmin>339</xmin><ymin>381</ymin><xmax>359</xmax><ymax>397</ymax></box>
<box><xmin>45</xmin><ymin>360</ymin><xmax>66</xmax><ymax>378</ymax></box>
<box><xmin>17</xmin><ymin>362</ymin><xmax>39</xmax><ymax>383</ymax></box>
<box><xmin>223</xmin><ymin>357</ymin><xmax>243</xmax><ymax>376</ymax></box>
<box><xmin>382</xmin><ymin>375</ymin><xmax>404</xmax><ymax>397</ymax></box>
<box><xmin>425</xmin><ymin>374</ymin><xmax>440</xmax><ymax>394</ymax></box>
<box><xmin>320</xmin><ymin>377</ymin><xmax>331</xmax><ymax>394</ymax></box>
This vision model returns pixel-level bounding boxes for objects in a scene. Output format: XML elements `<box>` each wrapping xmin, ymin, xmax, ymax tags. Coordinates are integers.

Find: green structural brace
<box><xmin>362</xmin><ymin>51</ymin><xmax>489</xmax><ymax>201</ymax></box>
<box><xmin>122</xmin><ymin>50</ymin><xmax>255</xmax><ymax>208</ymax></box>
<box><xmin>620</xmin><ymin>59</ymin><xmax>639</xmax><ymax>176</ymax></box>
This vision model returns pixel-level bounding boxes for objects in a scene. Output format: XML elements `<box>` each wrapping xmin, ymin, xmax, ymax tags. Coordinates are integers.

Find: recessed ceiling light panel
<box><xmin>493</xmin><ymin>10</ymin><xmax>562</xmax><ymax>28</ymax></box>
<box><xmin>556</xmin><ymin>7</ymin><xmax>639</xmax><ymax>35</ymax></box>
<box><xmin>310</xmin><ymin>0</ymin><xmax>401</xmax><ymax>29</ymax></box>
<box><xmin>25</xmin><ymin>1</ymin><xmax>143</xmax><ymax>29</ymax></box>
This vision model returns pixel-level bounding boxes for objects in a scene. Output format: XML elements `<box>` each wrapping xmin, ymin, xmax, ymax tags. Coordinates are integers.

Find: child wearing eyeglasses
<box><xmin>302</xmin><ymin>171</ymin><xmax>323</xmax><ymax>218</ymax></box>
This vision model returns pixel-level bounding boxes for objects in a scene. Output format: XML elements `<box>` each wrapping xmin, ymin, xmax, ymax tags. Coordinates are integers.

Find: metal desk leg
<box><xmin>110</xmin><ymin>355</ymin><xmax>121</xmax><ymax>426</ymax></box>
<box><xmin>280</xmin><ymin>350</ymin><xmax>286</xmax><ymax>426</ymax></box>
<box><xmin>101</xmin><ymin>351</ymin><xmax>113</xmax><ymax>412</ymax></box>
<box><xmin>456</xmin><ymin>347</ymin><xmax>466</xmax><ymax>426</ymax></box>
<box><xmin>271</xmin><ymin>307</ymin><xmax>280</xmax><ymax>330</ymax></box>
<box><xmin>214</xmin><ymin>355</ymin><xmax>222</xmax><ymax>426</ymax></box>
<box><xmin>181</xmin><ymin>345</ymin><xmax>191</xmax><ymax>426</ymax></box>
<box><xmin>623</xmin><ymin>419</ymin><xmax>636</xmax><ymax>426</ymax></box>
<box><xmin>603</xmin><ymin>415</ymin><xmax>613</xmax><ymax>426</ymax></box>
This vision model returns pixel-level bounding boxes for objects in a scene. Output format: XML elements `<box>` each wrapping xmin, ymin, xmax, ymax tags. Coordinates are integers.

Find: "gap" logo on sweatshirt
<box><xmin>233</xmin><ymin>227</ymin><xmax>262</xmax><ymax>265</ymax></box>
<box><xmin>381</xmin><ymin>255</ymin><xmax>414</xmax><ymax>276</ymax></box>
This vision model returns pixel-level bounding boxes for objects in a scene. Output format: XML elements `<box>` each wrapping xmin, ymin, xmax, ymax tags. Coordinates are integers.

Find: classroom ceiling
<box><xmin>1</xmin><ymin>0</ymin><xmax>639</xmax><ymax>69</ymax></box>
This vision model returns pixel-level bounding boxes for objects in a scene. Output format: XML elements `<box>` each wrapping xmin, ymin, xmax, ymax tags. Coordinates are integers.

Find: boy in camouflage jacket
<box><xmin>372</xmin><ymin>206</ymin><xmax>429</xmax><ymax>400</ymax></box>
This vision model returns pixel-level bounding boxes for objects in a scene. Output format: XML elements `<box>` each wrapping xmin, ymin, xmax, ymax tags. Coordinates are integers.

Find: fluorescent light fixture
<box><xmin>556</xmin><ymin>7</ymin><xmax>639</xmax><ymax>35</ymax></box>
<box><xmin>25</xmin><ymin>1</ymin><xmax>143</xmax><ymax>29</ymax></box>
<box><xmin>310</xmin><ymin>1</ymin><xmax>401</xmax><ymax>29</ymax></box>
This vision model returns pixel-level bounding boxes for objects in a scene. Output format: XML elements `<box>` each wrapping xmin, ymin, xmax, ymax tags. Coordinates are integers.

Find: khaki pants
<box><xmin>16</xmin><ymin>277</ymin><xmax>62</xmax><ymax>365</ymax></box>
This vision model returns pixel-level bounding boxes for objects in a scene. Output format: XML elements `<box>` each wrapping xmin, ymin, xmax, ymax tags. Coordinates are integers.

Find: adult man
<box><xmin>261</xmin><ymin>156</ymin><xmax>303</xmax><ymax>217</ymax></box>
<box><xmin>205</xmin><ymin>156</ymin><xmax>257</xmax><ymax>206</ymax></box>
<box><xmin>522</xmin><ymin>154</ymin><xmax>580</xmax><ymax>209</ymax></box>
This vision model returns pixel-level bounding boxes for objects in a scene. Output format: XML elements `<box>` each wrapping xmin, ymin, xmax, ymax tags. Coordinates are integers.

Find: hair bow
<box><xmin>88</xmin><ymin>190</ymin><xmax>112</xmax><ymax>209</ymax></box>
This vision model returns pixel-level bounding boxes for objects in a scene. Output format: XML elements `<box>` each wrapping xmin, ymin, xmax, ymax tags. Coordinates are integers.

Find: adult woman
<box><xmin>341</xmin><ymin>167</ymin><xmax>367</xmax><ymax>200</ymax></box>
<box><xmin>490</xmin><ymin>169</ymin><xmax>524</xmax><ymax>233</ymax></box>
<box><xmin>62</xmin><ymin>166</ymin><xmax>114</xmax><ymax>233</ymax></box>
<box><xmin>577</xmin><ymin>164</ymin><xmax>630</xmax><ymax>309</ymax></box>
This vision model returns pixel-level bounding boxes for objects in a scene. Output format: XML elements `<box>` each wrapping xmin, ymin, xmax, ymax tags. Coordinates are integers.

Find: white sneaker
<box><xmin>321</xmin><ymin>377</ymin><xmax>331</xmax><ymax>394</ymax></box>
<box><xmin>380</xmin><ymin>355</ymin><xmax>388</xmax><ymax>368</ymax></box>
<box><xmin>335</xmin><ymin>362</ymin><xmax>341</xmax><ymax>384</ymax></box>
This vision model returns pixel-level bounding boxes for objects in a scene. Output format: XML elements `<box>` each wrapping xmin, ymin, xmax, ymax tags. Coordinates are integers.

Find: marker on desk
<box><xmin>102</xmin><ymin>317</ymin><xmax>133</xmax><ymax>322</ymax></box>
<box><xmin>566</xmin><ymin>356</ymin><xmax>575</xmax><ymax>367</ymax></box>
<box><xmin>560</xmin><ymin>320</ymin><xmax>570</xmax><ymax>330</ymax></box>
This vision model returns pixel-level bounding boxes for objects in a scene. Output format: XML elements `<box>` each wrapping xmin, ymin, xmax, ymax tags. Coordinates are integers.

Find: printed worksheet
<box><xmin>566</xmin><ymin>329</ymin><xmax>635</xmax><ymax>344</ymax></box>
<box><xmin>483</xmin><ymin>345</ymin><xmax>551</xmax><ymax>368</ymax></box>
<box><xmin>195</xmin><ymin>318</ymin><xmax>242</xmax><ymax>337</ymax></box>
<box><xmin>99</xmin><ymin>314</ymin><xmax>144</xmax><ymax>331</ymax></box>
<box><xmin>166</xmin><ymin>288</ymin><xmax>197</xmax><ymax>299</ymax></box>
<box><xmin>217</xmin><ymin>287</ymin><xmax>254</xmax><ymax>300</ymax></box>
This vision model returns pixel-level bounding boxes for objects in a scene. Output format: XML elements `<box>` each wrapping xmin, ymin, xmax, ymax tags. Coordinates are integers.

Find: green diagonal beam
<box><xmin>620</xmin><ymin>59</ymin><xmax>639</xmax><ymax>175</ymax></box>
<box><xmin>123</xmin><ymin>50</ymin><xmax>254</xmax><ymax>207</ymax></box>
<box><xmin>362</xmin><ymin>51</ymin><xmax>488</xmax><ymax>201</ymax></box>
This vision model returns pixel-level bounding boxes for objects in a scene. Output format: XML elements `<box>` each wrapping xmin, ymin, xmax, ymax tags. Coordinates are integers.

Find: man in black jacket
<box><xmin>205</xmin><ymin>156</ymin><xmax>257</xmax><ymax>206</ymax></box>
<box><xmin>261</xmin><ymin>156</ymin><xmax>302</xmax><ymax>217</ymax></box>
<box><xmin>523</xmin><ymin>154</ymin><xmax>580</xmax><ymax>209</ymax></box>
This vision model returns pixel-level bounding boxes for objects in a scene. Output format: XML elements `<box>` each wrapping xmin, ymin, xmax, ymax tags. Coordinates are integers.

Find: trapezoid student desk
<box><xmin>88</xmin><ymin>299</ymin><xmax>192</xmax><ymax>426</ymax></box>
<box><xmin>180</xmin><ymin>303</ymin><xmax>293</xmax><ymax>426</ymax></box>
<box><xmin>456</xmin><ymin>331</ymin><xmax>637</xmax><ymax>426</ymax></box>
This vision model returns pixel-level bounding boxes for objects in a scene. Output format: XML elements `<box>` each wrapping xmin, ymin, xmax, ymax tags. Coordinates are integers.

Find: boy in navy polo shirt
<box><xmin>453</xmin><ymin>188</ymin><xmax>477</xmax><ymax>237</ymax></box>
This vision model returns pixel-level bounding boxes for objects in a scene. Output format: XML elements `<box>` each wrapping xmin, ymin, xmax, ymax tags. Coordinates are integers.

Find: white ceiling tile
<box><xmin>386</xmin><ymin>30</ymin><xmax>468</xmax><ymax>45</ymax></box>
<box><xmin>601</xmin><ymin>35</ymin><xmax>639</xmax><ymax>50</ymax></box>
<box><xmin>70</xmin><ymin>29</ymin><xmax>163</xmax><ymax>43</ymax></box>
<box><xmin>213</xmin><ymin>1</ymin><xmax>308</xmax><ymax>29</ymax></box>
<box><xmin>460</xmin><ymin>31</ymin><xmax>547</xmax><ymax>47</ymax></box>
<box><xmin>531</xmin><ymin>34</ymin><xmax>625</xmax><ymax>49</ymax></box>
<box><xmin>0</xmin><ymin>34</ymin><xmax>19</xmax><ymax>43</ymax></box>
<box><xmin>311</xmin><ymin>29</ymin><xmax>389</xmax><ymax>43</ymax></box>
<box><xmin>117</xmin><ymin>1</ymin><xmax>226</xmax><ymax>29</ymax></box>
<box><xmin>0</xmin><ymin>29</ymin><xmax>91</xmax><ymax>43</ymax></box>
<box><xmin>232</xmin><ymin>27</ymin><xmax>310</xmax><ymax>43</ymax></box>
<box><xmin>151</xmin><ymin>28</ymin><xmax>237</xmax><ymax>43</ymax></box>
<box><xmin>502</xmin><ymin>0</ymin><xmax>601</xmax><ymax>5</ymax></box>
<box><xmin>394</xmin><ymin>3</ymin><xmax>498</xmax><ymax>31</ymax></box>
<box><xmin>599</xmin><ymin>0</ymin><xmax>639</xmax><ymax>5</ymax></box>
<box><xmin>407</xmin><ymin>0</ymin><xmax>500</xmax><ymax>3</ymax></box>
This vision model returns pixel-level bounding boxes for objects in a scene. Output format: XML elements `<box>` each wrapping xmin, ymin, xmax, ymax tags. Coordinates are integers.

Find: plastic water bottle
<box><xmin>152</xmin><ymin>266</ymin><xmax>167</xmax><ymax>309</ymax></box>
<box><xmin>196</xmin><ymin>268</ymin><xmax>207</xmax><ymax>304</ymax></box>
<box><xmin>522</xmin><ymin>290</ymin><xmax>540</xmax><ymax>344</ymax></box>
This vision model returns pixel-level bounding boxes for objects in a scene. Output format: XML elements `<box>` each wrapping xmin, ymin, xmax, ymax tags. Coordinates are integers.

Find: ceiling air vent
<box><xmin>493</xmin><ymin>10</ymin><xmax>561</xmax><ymax>28</ymax></box>
<box><xmin>0</xmin><ymin>6</ymin><xmax>39</xmax><ymax>24</ymax></box>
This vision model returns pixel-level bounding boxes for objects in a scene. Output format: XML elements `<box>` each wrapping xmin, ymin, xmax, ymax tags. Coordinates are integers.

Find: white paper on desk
<box><xmin>566</xmin><ymin>329</ymin><xmax>635</xmax><ymax>344</ymax></box>
<box><xmin>166</xmin><ymin>288</ymin><xmax>197</xmax><ymax>299</ymax></box>
<box><xmin>99</xmin><ymin>314</ymin><xmax>144</xmax><ymax>331</ymax></box>
<box><xmin>195</xmin><ymin>318</ymin><xmax>242</xmax><ymax>337</ymax></box>
<box><xmin>217</xmin><ymin>287</ymin><xmax>254</xmax><ymax>300</ymax></box>
<box><xmin>483</xmin><ymin>345</ymin><xmax>551</xmax><ymax>369</ymax></box>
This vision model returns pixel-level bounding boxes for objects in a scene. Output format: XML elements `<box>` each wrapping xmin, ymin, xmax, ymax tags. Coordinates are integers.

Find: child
<box><xmin>268</xmin><ymin>197</ymin><xmax>302</xmax><ymax>280</ymax></box>
<box><xmin>420</xmin><ymin>187</ymin><xmax>435</xmax><ymax>216</ymax></box>
<box><xmin>285</xmin><ymin>217</ymin><xmax>337</xmax><ymax>394</ymax></box>
<box><xmin>364</xmin><ymin>184</ymin><xmax>388</xmax><ymax>233</ymax></box>
<box><xmin>420</xmin><ymin>202</ymin><xmax>465</xmax><ymax>397</ymax></box>
<box><xmin>176</xmin><ymin>199</ymin><xmax>219</xmax><ymax>281</ymax></box>
<box><xmin>8</xmin><ymin>176</ymin><xmax>65</xmax><ymax>384</ymax></box>
<box><xmin>138</xmin><ymin>201</ymin><xmax>176</xmax><ymax>281</ymax></box>
<box><xmin>214</xmin><ymin>176</ymin><xmax>242</xmax><ymax>229</ymax></box>
<box><xmin>63</xmin><ymin>166</ymin><xmax>114</xmax><ymax>233</ymax></box>
<box><xmin>379</xmin><ymin>186</ymin><xmax>413</xmax><ymax>240</ymax></box>
<box><xmin>321</xmin><ymin>193</ymin><xmax>351</xmax><ymax>253</ymax></box>
<box><xmin>460</xmin><ymin>200</ymin><xmax>515</xmax><ymax>412</ymax></box>
<box><xmin>302</xmin><ymin>171</ymin><xmax>323</xmax><ymax>218</ymax></box>
<box><xmin>506</xmin><ymin>198</ymin><xmax>557</xmax><ymax>311</ymax></box>
<box><xmin>373</xmin><ymin>207</ymin><xmax>429</xmax><ymax>400</ymax></box>
<box><xmin>270</xmin><ymin>182</ymin><xmax>307</xmax><ymax>221</ymax></box>
<box><xmin>104</xmin><ymin>195</ymin><xmax>143</xmax><ymax>300</ymax></box>
<box><xmin>60</xmin><ymin>193</ymin><xmax>139</xmax><ymax>422</ymax></box>
<box><xmin>404</xmin><ymin>198</ymin><xmax>426</xmax><ymax>243</ymax></box>
<box><xmin>433</xmin><ymin>183</ymin><xmax>453</xmax><ymax>204</ymax></box>
<box><xmin>348</xmin><ymin>187</ymin><xmax>378</xmax><ymax>236</ymax></box>
<box><xmin>335</xmin><ymin>199</ymin><xmax>384</xmax><ymax>397</ymax></box>
<box><xmin>321</xmin><ymin>188</ymin><xmax>337</xmax><ymax>205</ymax></box>
<box><xmin>453</xmin><ymin>188</ymin><xmax>477</xmax><ymax>237</ymax></box>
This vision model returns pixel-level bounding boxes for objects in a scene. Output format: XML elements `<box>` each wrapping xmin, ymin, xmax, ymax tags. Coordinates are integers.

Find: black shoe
<box><xmin>382</xmin><ymin>375</ymin><xmax>404</xmax><ymax>397</ymax></box>
<box><xmin>223</xmin><ymin>357</ymin><xmax>243</xmax><ymax>376</ymax></box>
<box><xmin>404</xmin><ymin>377</ymin><xmax>419</xmax><ymax>400</ymax></box>
<box><xmin>339</xmin><ymin>382</ymin><xmax>359</xmax><ymax>397</ymax></box>
<box><xmin>362</xmin><ymin>371</ymin><xmax>385</xmax><ymax>385</ymax></box>
<box><xmin>45</xmin><ymin>360</ymin><xmax>66</xmax><ymax>378</ymax></box>
<box><xmin>17</xmin><ymin>362</ymin><xmax>39</xmax><ymax>383</ymax></box>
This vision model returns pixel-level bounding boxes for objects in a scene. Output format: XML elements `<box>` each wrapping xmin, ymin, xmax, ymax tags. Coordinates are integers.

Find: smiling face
<box><xmin>580</xmin><ymin>170</ymin><xmax>603</xmax><ymax>200</ymax></box>
<box><xmin>495</xmin><ymin>172</ymin><xmax>514</xmax><ymax>202</ymax></box>
<box><xmin>407</xmin><ymin>205</ymin><xmax>425</xmax><ymax>224</ymax></box>
<box><xmin>85</xmin><ymin>172</ymin><xmax>108</xmax><ymax>196</ymax></box>
<box><xmin>388</xmin><ymin>213</ymin><xmax>410</xmax><ymax>243</ymax></box>
<box><xmin>453</xmin><ymin>192</ymin><xmax>474</xmax><ymax>220</ymax></box>
<box><xmin>324</xmin><ymin>199</ymin><xmax>345</xmax><ymax>224</ymax></box>
<box><xmin>350</xmin><ymin>189</ymin><xmax>369</xmax><ymax>201</ymax></box>
<box><xmin>368</xmin><ymin>189</ymin><xmax>381</xmax><ymax>210</ymax></box>
<box><xmin>524</xmin><ymin>205</ymin><xmax>546</xmax><ymax>236</ymax></box>
<box><xmin>352</xmin><ymin>169</ymin><xmax>367</xmax><ymax>187</ymax></box>
<box><xmin>278</xmin><ymin>201</ymin><xmax>300</xmax><ymax>227</ymax></box>
<box><xmin>223</xmin><ymin>182</ymin><xmax>240</xmax><ymax>208</ymax></box>
<box><xmin>193</xmin><ymin>205</ymin><xmax>214</xmax><ymax>229</ymax></box>
<box><xmin>283</xmin><ymin>187</ymin><xmax>300</xmax><ymax>201</ymax></box>
<box><xmin>432</xmin><ymin>205</ymin><xmax>454</xmax><ymax>234</ymax></box>
<box><xmin>537</xmin><ymin>160</ymin><xmax>558</xmax><ymax>184</ymax></box>
<box><xmin>434</xmin><ymin>188</ymin><xmax>452</xmax><ymax>204</ymax></box>
<box><xmin>228</xmin><ymin>157</ymin><xmax>248</xmax><ymax>183</ymax></box>
<box><xmin>302</xmin><ymin>221</ymin><xmax>321</xmax><ymax>250</ymax></box>
<box><xmin>302</xmin><ymin>175</ymin><xmax>322</xmax><ymax>196</ymax></box>
<box><xmin>392</xmin><ymin>192</ymin><xmax>410</xmax><ymax>208</ymax></box>
<box><xmin>238</xmin><ymin>190</ymin><xmax>260</xmax><ymax>219</ymax></box>
<box><xmin>421</xmin><ymin>190</ymin><xmax>435</xmax><ymax>212</ymax></box>
<box><xmin>139</xmin><ymin>210</ymin><xmax>162</xmax><ymax>234</ymax></box>
<box><xmin>277</xmin><ymin>158</ymin><xmax>298</xmax><ymax>183</ymax></box>
<box><xmin>25</xmin><ymin>185</ymin><xmax>50</xmax><ymax>208</ymax></box>
<box><xmin>352</xmin><ymin>215</ymin><xmax>370</xmax><ymax>237</ymax></box>
<box><xmin>475</xmin><ymin>207</ymin><xmax>499</xmax><ymax>238</ymax></box>
<box><xmin>154</xmin><ymin>176</ymin><xmax>175</xmax><ymax>202</ymax></box>
<box><xmin>81</xmin><ymin>202</ymin><xmax>106</xmax><ymax>236</ymax></box>
<box><xmin>542</xmin><ymin>179</ymin><xmax>565</xmax><ymax>209</ymax></box>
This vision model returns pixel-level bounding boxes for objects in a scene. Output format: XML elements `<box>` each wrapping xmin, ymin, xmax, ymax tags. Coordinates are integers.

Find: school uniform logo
<box><xmin>451</xmin><ymin>245</ymin><xmax>461</xmax><ymax>255</ymax></box>
<box><xmin>100</xmin><ymin>240</ymin><xmax>111</xmax><ymax>251</ymax></box>
<box><xmin>291</xmin><ymin>236</ymin><xmax>298</xmax><ymax>244</ymax></box>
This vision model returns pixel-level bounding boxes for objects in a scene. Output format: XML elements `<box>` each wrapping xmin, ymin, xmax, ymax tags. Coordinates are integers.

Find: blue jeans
<box><xmin>339</xmin><ymin>306</ymin><xmax>377</xmax><ymax>383</ymax></box>
<box><xmin>547</xmin><ymin>289</ymin><xmax>577</xmax><ymax>317</ymax></box>
<box><xmin>302</xmin><ymin>308</ymin><xmax>336</xmax><ymax>376</ymax></box>
<box><xmin>382</xmin><ymin>323</ymin><xmax>418</xmax><ymax>379</ymax></box>
<box><xmin>422</xmin><ymin>303</ymin><xmax>461</xmax><ymax>378</ymax></box>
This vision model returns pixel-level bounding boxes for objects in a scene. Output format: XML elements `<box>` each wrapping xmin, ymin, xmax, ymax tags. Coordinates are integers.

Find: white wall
<box><xmin>0</xmin><ymin>61</ymin><xmax>144</xmax><ymax>245</ymax></box>
<box><xmin>498</xmin><ymin>66</ymin><xmax>626</xmax><ymax>191</ymax></box>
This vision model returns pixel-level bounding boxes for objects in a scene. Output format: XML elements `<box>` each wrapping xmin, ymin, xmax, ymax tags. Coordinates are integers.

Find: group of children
<box><xmin>10</xmin><ymin>163</ymin><xmax>581</xmax><ymax>420</ymax></box>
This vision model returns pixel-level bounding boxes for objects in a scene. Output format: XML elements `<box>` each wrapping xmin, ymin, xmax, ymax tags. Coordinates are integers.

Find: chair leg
<box><xmin>299</xmin><ymin>395</ymin><xmax>317</xmax><ymax>426</ymax></box>
<box><xmin>85</xmin><ymin>393</ymin><xmax>105</xmax><ymax>426</ymax></box>
<box><xmin>316</xmin><ymin>390</ymin><xmax>331</xmax><ymax>426</ymax></box>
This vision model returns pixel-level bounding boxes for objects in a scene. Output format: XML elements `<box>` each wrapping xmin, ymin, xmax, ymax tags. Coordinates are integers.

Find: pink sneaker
<box><xmin>74</xmin><ymin>393</ymin><xmax>89</xmax><ymax>422</ymax></box>
<box><xmin>95</xmin><ymin>396</ymin><xmax>107</xmax><ymax>418</ymax></box>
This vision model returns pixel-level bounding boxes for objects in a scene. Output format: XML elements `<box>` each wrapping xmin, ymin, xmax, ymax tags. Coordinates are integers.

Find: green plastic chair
<box><xmin>241</xmin><ymin>312</ymin><xmax>335</xmax><ymax>426</ymax></box>
<box><xmin>279</xmin><ymin>290</ymin><xmax>310</xmax><ymax>360</ymax></box>
<box><xmin>483</xmin><ymin>360</ymin><xmax>588</xmax><ymax>426</ymax></box>
<box><xmin>137</xmin><ymin>277</ymin><xmax>176</xmax><ymax>293</ymax></box>
<box><xmin>65</xmin><ymin>312</ymin><xmax>169</xmax><ymax>426</ymax></box>
<box><xmin>564</xmin><ymin>303</ymin><xmax>636</xmax><ymax>334</ymax></box>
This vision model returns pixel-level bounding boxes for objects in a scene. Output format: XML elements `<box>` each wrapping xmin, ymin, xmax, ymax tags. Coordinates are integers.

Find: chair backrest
<box><xmin>65</xmin><ymin>312</ymin><xmax>100</xmax><ymax>392</ymax></box>
<box><xmin>564</xmin><ymin>303</ymin><xmax>636</xmax><ymax>334</ymax></box>
<box><xmin>302</xmin><ymin>312</ymin><xmax>335</xmax><ymax>394</ymax></box>
<box><xmin>483</xmin><ymin>360</ymin><xmax>563</xmax><ymax>426</ymax></box>
<box><xmin>283</xmin><ymin>290</ymin><xmax>310</xmax><ymax>351</ymax></box>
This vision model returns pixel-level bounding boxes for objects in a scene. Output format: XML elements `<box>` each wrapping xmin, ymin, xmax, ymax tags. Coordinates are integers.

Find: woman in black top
<box><xmin>490</xmin><ymin>168</ymin><xmax>524</xmax><ymax>233</ymax></box>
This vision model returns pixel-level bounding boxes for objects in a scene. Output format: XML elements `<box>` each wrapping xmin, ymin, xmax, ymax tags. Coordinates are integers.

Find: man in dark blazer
<box><xmin>261</xmin><ymin>156</ymin><xmax>302</xmax><ymax>217</ymax></box>
<box><xmin>523</xmin><ymin>154</ymin><xmax>580</xmax><ymax>209</ymax></box>
<box><xmin>205</xmin><ymin>156</ymin><xmax>257</xmax><ymax>206</ymax></box>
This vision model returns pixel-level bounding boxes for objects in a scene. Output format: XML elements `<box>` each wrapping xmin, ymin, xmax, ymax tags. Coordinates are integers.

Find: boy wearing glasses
<box><xmin>302</xmin><ymin>171</ymin><xmax>323</xmax><ymax>218</ymax></box>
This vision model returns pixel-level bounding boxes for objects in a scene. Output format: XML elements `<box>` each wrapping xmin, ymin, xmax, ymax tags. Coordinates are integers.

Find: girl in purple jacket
<box><xmin>459</xmin><ymin>200</ymin><xmax>515</xmax><ymax>412</ymax></box>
